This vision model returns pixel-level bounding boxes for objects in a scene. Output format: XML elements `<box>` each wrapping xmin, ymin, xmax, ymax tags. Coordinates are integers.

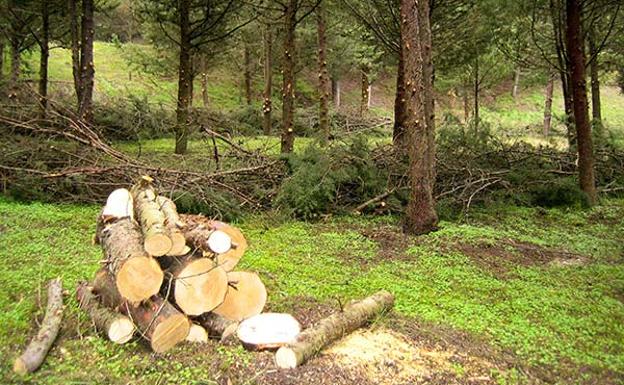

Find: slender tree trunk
<box><xmin>393</xmin><ymin>44</ymin><xmax>407</xmax><ymax>146</ymax></box>
<box><xmin>511</xmin><ymin>67</ymin><xmax>520</xmax><ymax>98</ymax></box>
<box><xmin>0</xmin><ymin>40</ymin><xmax>4</xmax><ymax>83</ymax></box>
<box><xmin>244</xmin><ymin>42</ymin><xmax>252</xmax><ymax>105</ymax></box>
<box><xmin>69</xmin><ymin>0</ymin><xmax>81</xmax><ymax>105</ymax></box>
<box><xmin>331</xmin><ymin>78</ymin><xmax>341</xmax><ymax>108</ymax></box>
<box><xmin>401</xmin><ymin>0</ymin><xmax>438</xmax><ymax>235</ymax></box>
<box><xmin>316</xmin><ymin>5</ymin><xmax>330</xmax><ymax>143</ymax></box>
<box><xmin>200</xmin><ymin>55</ymin><xmax>209</xmax><ymax>108</ymax></box>
<box><xmin>38</xmin><ymin>0</ymin><xmax>50</xmax><ymax>118</ymax></box>
<box><xmin>360</xmin><ymin>65</ymin><xmax>370</xmax><ymax>116</ymax></box>
<box><xmin>78</xmin><ymin>0</ymin><xmax>95</xmax><ymax>122</ymax></box>
<box><xmin>560</xmin><ymin>71</ymin><xmax>576</xmax><ymax>149</ymax></box>
<box><xmin>175</xmin><ymin>0</ymin><xmax>192</xmax><ymax>154</ymax></box>
<box><xmin>543</xmin><ymin>74</ymin><xmax>555</xmax><ymax>136</ymax></box>
<box><xmin>280</xmin><ymin>0</ymin><xmax>296</xmax><ymax>154</ymax></box>
<box><xmin>565</xmin><ymin>0</ymin><xmax>597</xmax><ymax>205</ymax></box>
<box><xmin>588</xmin><ymin>27</ymin><xmax>601</xmax><ymax>125</ymax></box>
<box><xmin>463</xmin><ymin>80</ymin><xmax>470</xmax><ymax>123</ymax></box>
<box><xmin>10</xmin><ymin>38</ymin><xmax>20</xmax><ymax>90</ymax></box>
<box><xmin>473</xmin><ymin>56</ymin><xmax>479</xmax><ymax>132</ymax></box>
<box><xmin>420</xmin><ymin>1</ymin><xmax>436</xmax><ymax>184</ymax></box>
<box><xmin>262</xmin><ymin>24</ymin><xmax>272</xmax><ymax>135</ymax></box>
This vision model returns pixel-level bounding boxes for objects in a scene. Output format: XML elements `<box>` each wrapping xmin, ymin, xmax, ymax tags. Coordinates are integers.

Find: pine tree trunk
<box><xmin>360</xmin><ymin>66</ymin><xmax>370</xmax><ymax>116</ymax></box>
<box><xmin>393</xmin><ymin>44</ymin><xmax>407</xmax><ymax>147</ymax></box>
<box><xmin>78</xmin><ymin>0</ymin><xmax>94</xmax><ymax>122</ymax></box>
<box><xmin>263</xmin><ymin>24</ymin><xmax>273</xmax><ymax>135</ymax></box>
<box><xmin>316</xmin><ymin>5</ymin><xmax>330</xmax><ymax>143</ymax></box>
<box><xmin>401</xmin><ymin>0</ymin><xmax>438</xmax><ymax>235</ymax></box>
<box><xmin>511</xmin><ymin>67</ymin><xmax>520</xmax><ymax>98</ymax></box>
<box><xmin>244</xmin><ymin>42</ymin><xmax>252</xmax><ymax>105</ymax></box>
<box><xmin>10</xmin><ymin>38</ymin><xmax>20</xmax><ymax>89</ymax></box>
<box><xmin>473</xmin><ymin>56</ymin><xmax>480</xmax><ymax>132</ymax></box>
<box><xmin>565</xmin><ymin>0</ymin><xmax>597</xmax><ymax>205</ymax></box>
<box><xmin>588</xmin><ymin>27</ymin><xmax>601</xmax><ymax>125</ymax></box>
<box><xmin>200</xmin><ymin>55</ymin><xmax>209</xmax><ymax>108</ymax></box>
<box><xmin>463</xmin><ymin>81</ymin><xmax>470</xmax><ymax>123</ymax></box>
<box><xmin>69</xmin><ymin>0</ymin><xmax>82</xmax><ymax>106</ymax></box>
<box><xmin>560</xmin><ymin>71</ymin><xmax>576</xmax><ymax>150</ymax></box>
<box><xmin>543</xmin><ymin>74</ymin><xmax>555</xmax><ymax>136</ymax></box>
<box><xmin>419</xmin><ymin>2</ymin><xmax>436</xmax><ymax>184</ymax></box>
<box><xmin>280</xmin><ymin>0</ymin><xmax>297</xmax><ymax>154</ymax></box>
<box><xmin>38</xmin><ymin>0</ymin><xmax>50</xmax><ymax>118</ymax></box>
<box><xmin>0</xmin><ymin>40</ymin><xmax>4</xmax><ymax>83</ymax></box>
<box><xmin>175</xmin><ymin>0</ymin><xmax>193</xmax><ymax>155</ymax></box>
<box><xmin>332</xmin><ymin>78</ymin><xmax>341</xmax><ymax>108</ymax></box>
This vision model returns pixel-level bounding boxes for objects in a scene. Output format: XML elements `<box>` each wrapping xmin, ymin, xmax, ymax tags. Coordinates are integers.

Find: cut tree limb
<box><xmin>76</xmin><ymin>282</ymin><xmax>134</xmax><ymax>344</ymax></box>
<box><xmin>275</xmin><ymin>290</ymin><xmax>394</xmax><ymax>369</ymax></box>
<box><xmin>93</xmin><ymin>270</ymin><xmax>190</xmax><ymax>353</ymax></box>
<box><xmin>131</xmin><ymin>178</ymin><xmax>172</xmax><ymax>256</ymax></box>
<box><xmin>212</xmin><ymin>271</ymin><xmax>267</xmax><ymax>321</ymax></box>
<box><xmin>167</xmin><ymin>256</ymin><xmax>228</xmax><ymax>316</ymax></box>
<box><xmin>96</xmin><ymin>214</ymin><xmax>163</xmax><ymax>303</ymax></box>
<box><xmin>13</xmin><ymin>278</ymin><xmax>64</xmax><ymax>375</ymax></box>
<box><xmin>197</xmin><ymin>312</ymin><xmax>239</xmax><ymax>341</ymax></box>
<box><xmin>156</xmin><ymin>196</ymin><xmax>187</xmax><ymax>256</ymax></box>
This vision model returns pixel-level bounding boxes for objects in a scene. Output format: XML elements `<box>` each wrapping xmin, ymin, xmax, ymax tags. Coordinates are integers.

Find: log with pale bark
<box><xmin>13</xmin><ymin>278</ymin><xmax>64</xmax><ymax>375</ymax></box>
<box><xmin>156</xmin><ymin>196</ymin><xmax>187</xmax><ymax>256</ymax></box>
<box><xmin>197</xmin><ymin>312</ymin><xmax>239</xmax><ymax>341</ymax></box>
<box><xmin>237</xmin><ymin>313</ymin><xmax>301</xmax><ymax>350</ymax></box>
<box><xmin>213</xmin><ymin>271</ymin><xmax>267</xmax><ymax>321</ymax></box>
<box><xmin>167</xmin><ymin>256</ymin><xmax>228</xmax><ymax>316</ymax></box>
<box><xmin>275</xmin><ymin>290</ymin><xmax>394</xmax><ymax>369</ymax></box>
<box><xmin>131</xmin><ymin>178</ymin><xmax>173</xmax><ymax>256</ymax></box>
<box><xmin>93</xmin><ymin>270</ymin><xmax>190</xmax><ymax>353</ymax></box>
<box><xmin>76</xmin><ymin>282</ymin><xmax>134</xmax><ymax>344</ymax></box>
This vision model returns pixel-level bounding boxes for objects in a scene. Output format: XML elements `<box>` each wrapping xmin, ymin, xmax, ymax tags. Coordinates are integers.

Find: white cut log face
<box><xmin>237</xmin><ymin>313</ymin><xmax>301</xmax><ymax>350</ymax></box>
<box><xmin>208</xmin><ymin>230</ymin><xmax>232</xmax><ymax>254</ymax></box>
<box><xmin>102</xmin><ymin>189</ymin><xmax>133</xmax><ymax>219</ymax></box>
<box><xmin>108</xmin><ymin>318</ymin><xmax>135</xmax><ymax>344</ymax></box>
<box><xmin>186</xmin><ymin>324</ymin><xmax>209</xmax><ymax>343</ymax></box>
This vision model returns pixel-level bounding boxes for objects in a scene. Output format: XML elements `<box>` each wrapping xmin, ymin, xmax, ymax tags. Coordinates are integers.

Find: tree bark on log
<box><xmin>275</xmin><ymin>290</ymin><xmax>394</xmax><ymax>369</ymax></box>
<box><xmin>156</xmin><ymin>196</ymin><xmax>187</xmax><ymax>256</ymax></box>
<box><xmin>213</xmin><ymin>271</ymin><xmax>267</xmax><ymax>322</ymax></box>
<box><xmin>76</xmin><ymin>282</ymin><xmax>134</xmax><ymax>344</ymax></box>
<box><xmin>197</xmin><ymin>312</ymin><xmax>239</xmax><ymax>341</ymax></box>
<box><xmin>167</xmin><ymin>256</ymin><xmax>228</xmax><ymax>316</ymax></box>
<box><xmin>131</xmin><ymin>180</ymin><xmax>173</xmax><ymax>256</ymax></box>
<box><xmin>13</xmin><ymin>278</ymin><xmax>63</xmax><ymax>375</ymax></box>
<box><xmin>93</xmin><ymin>270</ymin><xmax>190</xmax><ymax>353</ymax></box>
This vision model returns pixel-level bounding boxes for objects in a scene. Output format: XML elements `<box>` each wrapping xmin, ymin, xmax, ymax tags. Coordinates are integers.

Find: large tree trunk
<box><xmin>588</xmin><ymin>27</ymin><xmax>602</xmax><ymax>126</ymax></box>
<box><xmin>78</xmin><ymin>0</ymin><xmax>94</xmax><ymax>122</ymax></box>
<box><xmin>200</xmin><ymin>55</ymin><xmax>209</xmax><ymax>108</ymax></box>
<box><xmin>543</xmin><ymin>74</ymin><xmax>555</xmax><ymax>136</ymax></box>
<box><xmin>316</xmin><ymin>5</ymin><xmax>330</xmax><ymax>143</ymax></box>
<box><xmin>76</xmin><ymin>282</ymin><xmax>134</xmax><ymax>344</ymax></box>
<box><xmin>69</xmin><ymin>0</ymin><xmax>82</xmax><ymax>106</ymax></box>
<box><xmin>360</xmin><ymin>65</ymin><xmax>370</xmax><ymax>116</ymax></box>
<box><xmin>38</xmin><ymin>0</ymin><xmax>50</xmax><ymax>118</ymax></box>
<box><xmin>401</xmin><ymin>0</ymin><xmax>438</xmax><ymax>235</ymax></box>
<box><xmin>212</xmin><ymin>271</ymin><xmax>267</xmax><ymax>321</ymax></box>
<box><xmin>244</xmin><ymin>42</ymin><xmax>252</xmax><ymax>105</ymax></box>
<box><xmin>175</xmin><ymin>0</ymin><xmax>192</xmax><ymax>154</ymax></box>
<box><xmin>263</xmin><ymin>24</ymin><xmax>273</xmax><ymax>135</ymax></box>
<box><xmin>93</xmin><ymin>270</ymin><xmax>190</xmax><ymax>353</ymax></box>
<box><xmin>565</xmin><ymin>0</ymin><xmax>597</xmax><ymax>205</ymax></box>
<box><xmin>13</xmin><ymin>279</ymin><xmax>63</xmax><ymax>375</ymax></box>
<box><xmin>393</xmin><ymin>44</ymin><xmax>407</xmax><ymax>147</ymax></box>
<box><xmin>275</xmin><ymin>290</ymin><xmax>394</xmax><ymax>369</ymax></box>
<box><xmin>281</xmin><ymin>0</ymin><xmax>297</xmax><ymax>154</ymax></box>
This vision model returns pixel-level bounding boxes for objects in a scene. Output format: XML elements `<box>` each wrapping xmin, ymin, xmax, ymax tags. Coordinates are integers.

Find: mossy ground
<box><xmin>1</xmin><ymin>197</ymin><xmax>622</xmax><ymax>384</ymax></box>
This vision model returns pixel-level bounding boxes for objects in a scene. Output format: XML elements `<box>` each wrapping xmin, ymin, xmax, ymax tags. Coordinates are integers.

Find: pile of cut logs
<box><xmin>78</xmin><ymin>176</ymin><xmax>267</xmax><ymax>353</ymax></box>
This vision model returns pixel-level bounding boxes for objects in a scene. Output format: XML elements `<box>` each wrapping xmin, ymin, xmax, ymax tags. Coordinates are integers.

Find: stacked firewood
<box><xmin>77</xmin><ymin>176</ymin><xmax>267</xmax><ymax>353</ymax></box>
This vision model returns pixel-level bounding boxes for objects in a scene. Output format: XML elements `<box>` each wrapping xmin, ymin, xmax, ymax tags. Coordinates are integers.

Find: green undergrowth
<box><xmin>1</xmin><ymin>197</ymin><xmax>623</xmax><ymax>384</ymax></box>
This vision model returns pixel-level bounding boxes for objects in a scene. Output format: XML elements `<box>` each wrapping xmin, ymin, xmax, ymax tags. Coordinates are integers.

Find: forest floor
<box><xmin>1</xmin><ymin>197</ymin><xmax>622</xmax><ymax>385</ymax></box>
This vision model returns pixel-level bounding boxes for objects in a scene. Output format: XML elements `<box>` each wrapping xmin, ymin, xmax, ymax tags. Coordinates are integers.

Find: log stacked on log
<box><xmin>78</xmin><ymin>178</ymin><xmax>267</xmax><ymax>353</ymax></box>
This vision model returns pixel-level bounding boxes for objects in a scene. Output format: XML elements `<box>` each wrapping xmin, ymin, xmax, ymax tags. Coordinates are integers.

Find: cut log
<box><xmin>131</xmin><ymin>178</ymin><xmax>172</xmax><ymax>256</ymax></box>
<box><xmin>76</xmin><ymin>282</ymin><xmax>134</xmax><ymax>344</ymax></box>
<box><xmin>96</xmin><ymin>214</ymin><xmax>163</xmax><ymax>303</ymax></box>
<box><xmin>237</xmin><ymin>313</ymin><xmax>301</xmax><ymax>350</ymax></box>
<box><xmin>102</xmin><ymin>188</ymin><xmax>133</xmax><ymax>220</ymax></box>
<box><xmin>156</xmin><ymin>196</ymin><xmax>187</xmax><ymax>256</ymax></box>
<box><xmin>93</xmin><ymin>270</ymin><xmax>190</xmax><ymax>353</ymax></box>
<box><xmin>186</xmin><ymin>323</ymin><xmax>209</xmax><ymax>343</ymax></box>
<box><xmin>168</xmin><ymin>256</ymin><xmax>228</xmax><ymax>316</ymax></box>
<box><xmin>197</xmin><ymin>312</ymin><xmax>239</xmax><ymax>341</ymax></box>
<box><xmin>275</xmin><ymin>290</ymin><xmax>394</xmax><ymax>369</ymax></box>
<box><xmin>212</xmin><ymin>271</ymin><xmax>267</xmax><ymax>321</ymax></box>
<box><xmin>13</xmin><ymin>278</ymin><xmax>63</xmax><ymax>375</ymax></box>
<box><xmin>181</xmin><ymin>214</ymin><xmax>248</xmax><ymax>272</ymax></box>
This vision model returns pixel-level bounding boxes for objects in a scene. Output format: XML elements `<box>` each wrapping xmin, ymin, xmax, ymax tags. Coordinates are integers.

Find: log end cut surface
<box><xmin>144</xmin><ymin>233</ymin><xmax>173</xmax><ymax>257</ymax></box>
<box><xmin>186</xmin><ymin>324</ymin><xmax>209</xmax><ymax>343</ymax></box>
<box><xmin>275</xmin><ymin>347</ymin><xmax>299</xmax><ymax>369</ymax></box>
<box><xmin>175</xmin><ymin>261</ymin><xmax>228</xmax><ymax>316</ymax></box>
<box><xmin>151</xmin><ymin>314</ymin><xmax>190</xmax><ymax>353</ymax></box>
<box><xmin>117</xmin><ymin>256</ymin><xmax>163</xmax><ymax>303</ymax></box>
<box><xmin>237</xmin><ymin>313</ymin><xmax>301</xmax><ymax>350</ymax></box>
<box><xmin>168</xmin><ymin>232</ymin><xmax>187</xmax><ymax>256</ymax></box>
<box><xmin>109</xmin><ymin>318</ymin><xmax>135</xmax><ymax>344</ymax></box>
<box><xmin>213</xmin><ymin>271</ymin><xmax>267</xmax><ymax>321</ymax></box>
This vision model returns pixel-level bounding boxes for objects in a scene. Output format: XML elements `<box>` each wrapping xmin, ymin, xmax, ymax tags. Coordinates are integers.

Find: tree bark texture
<box><xmin>200</xmin><ymin>55</ymin><xmax>209</xmax><ymax>108</ymax></box>
<box><xmin>588</xmin><ymin>27</ymin><xmax>601</xmax><ymax>125</ymax></box>
<box><xmin>10</xmin><ymin>37</ymin><xmax>20</xmax><ymax>88</ymax></box>
<box><xmin>393</xmin><ymin>43</ymin><xmax>407</xmax><ymax>147</ymax></box>
<box><xmin>131</xmin><ymin>182</ymin><xmax>173</xmax><ymax>257</ymax></box>
<box><xmin>244</xmin><ymin>42</ymin><xmax>252</xmax><ymax>105</ymax></box>
<box><xmin>281</xmin><ymin>0</ymin><xmax>297</xmax><ymax>154</ymax></box>
<box><xmin>175</xmin><ymin>0</ymin><xmax>192</xmax><ymax>154</ymax></box>
<box><xmin>565</xmin><ymin>0</ymin><xmax>597</xmax><ymax>205</ymax></box>
<box><xmin>511</xmin><ymin>67</ymin><xmax>520</xmax><ymax>98</ymax></box>
<box><xmin>543</xmin><ymin>74</ymin><xmax>555</xmax><ymax>136</ymax></box>
<box><xmin>38</xmin><ymin>0</ymin><xmax>50</xmax><ymax>118</ymax></box>
<box><xmin>316</xmin><ymin>5</ymin><xmax>330</xmax><ymax>143</ymax></box>
<box><xmin>263</xmin><ymin>24</ymin><xmax>273</xmax><ymax>135</ymax></box>
<box><xmin>197</xmin><ymin>312</ymin><xmax>239</xmax><ymax>341</ymax></box>
<box><xmin>332</xmin><ymin>77</ymin><xmax>341</xmax><ymax>108</ymax></box>
<box><xmin>78</xmin><ymin>0</ymin><xmax>95</xmax><ymax>122</ymax></box>
<box><xmin>360</xmin><ymin>65</ymin><xmax>370</xmax><ymax>116</ymax></box>
<box><xmin>156</xmin><ymin>196</ymin><xmax>187</xmax><ymax>256</ymax></box>
<box><xmin>69</xmin><ymin>0</ymin><xmax>82</xmax><ymax>106</ymax></box>
<box><xmin>419</xmin><ymin>1</ymin><xmax>436</xmax><ymax>184</ymax></box>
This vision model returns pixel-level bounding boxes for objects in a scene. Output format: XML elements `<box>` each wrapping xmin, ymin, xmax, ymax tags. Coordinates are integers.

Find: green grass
<box><xmin>1</xmin><ymin>197</ymin><xmax>623</xmax><ymax>384</ymax></box>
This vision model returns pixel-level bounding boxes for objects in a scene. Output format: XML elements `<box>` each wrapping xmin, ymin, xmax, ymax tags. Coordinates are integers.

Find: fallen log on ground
<box><xmin>156</xmin><ymin>196</ymin><xmax>187</xmax><ymax>256</ymax></box>
<box><xmin>197</xmin><ymin>312</ymin><xmax>239</xmax><ymax>341</ymax></box>
<box><xmin>274</xmin><ymin>290</ymin><xmax>394</xmax><ymax>369</ymax></box>
<box><xmin>93</xmin><ymin>270</ymin><xmax>190</xmax><ymax>353</ymax></box>
<box><xmin>237</xmin><ymin>313</ymin><xmax>301</xmax><ymax>350</ymax></box>
<box><xmin>131</xmin><ymin>177</ymin><xmax>173</xmax><ymax>256</ymax></box>
<box><xmin>76</xmin><ymin>282</ymin><xmax>134</xmax><ymax>344</ymax></box>
<box><xmin>13</xmin><ymin>278</ymin><xmax>64</xmax><ymax>375</ymax></box>
<box><xmin>213</xmin><ymin>271</ymin><xmax>267</xmax><ymax>321</ymax></box>
<box><xmin>167</xmin><ymin>256</ymin><xmax>228</xmax><ymax>316</ymax></box>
